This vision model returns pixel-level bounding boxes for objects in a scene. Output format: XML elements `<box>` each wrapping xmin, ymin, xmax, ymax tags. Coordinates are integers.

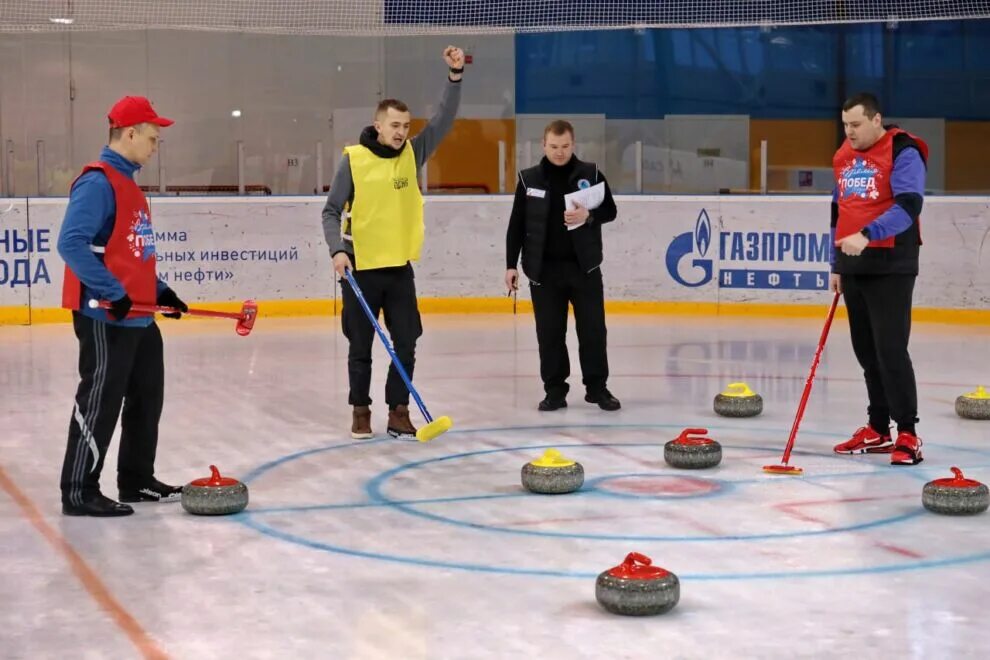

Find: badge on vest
<box><xmin>526</xmin><ymin>187</ymin><xmax>546</xmax><ymax>198</ymax></box>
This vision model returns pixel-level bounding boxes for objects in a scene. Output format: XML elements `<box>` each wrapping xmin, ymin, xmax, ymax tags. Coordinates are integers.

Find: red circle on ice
<box><xmin>598</xmin><ymin>475</ymin><xmax>721</xmax><ymax>497</ymax></box>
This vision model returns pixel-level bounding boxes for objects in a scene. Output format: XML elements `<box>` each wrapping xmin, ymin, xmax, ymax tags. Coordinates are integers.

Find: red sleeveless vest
<box><xmin>62</xmin><ymin>162</ymin><xmax>157</xmax><ymax>318</ymax></box>
<box><xmin>833</xmin><ymin>128</ymin><xmax>928</xmax><ymax>247</ymax></box>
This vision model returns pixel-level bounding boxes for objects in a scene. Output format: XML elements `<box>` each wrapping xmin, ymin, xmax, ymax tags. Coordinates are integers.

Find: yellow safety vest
<box><xmin>344</xmin><ymin>142</ymin><xmax>424</xmax><ymax>270</ymax></box>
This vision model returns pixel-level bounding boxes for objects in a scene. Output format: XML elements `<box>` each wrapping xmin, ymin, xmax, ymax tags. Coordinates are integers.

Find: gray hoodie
<box><xmin>321</xmin><ymin>79</ymin><xmax>462</xmax><ymax>260</ymax></box>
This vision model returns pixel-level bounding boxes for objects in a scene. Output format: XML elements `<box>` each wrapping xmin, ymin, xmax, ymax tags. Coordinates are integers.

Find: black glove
<box><xmin>157</xmin><ymin>288</ymin><xmax>188</xmax><ymax>319</ymax></box>
<box><xmin>108</xmin><ymin>294</ymin><xmax>133</xmax><ymax>321</ymax></box>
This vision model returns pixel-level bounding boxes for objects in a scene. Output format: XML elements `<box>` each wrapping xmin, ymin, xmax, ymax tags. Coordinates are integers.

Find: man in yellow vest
<box><xmin>322</xmin><ymin>46</ymin><xmax>464</xmax><ymax>439</ymax></box>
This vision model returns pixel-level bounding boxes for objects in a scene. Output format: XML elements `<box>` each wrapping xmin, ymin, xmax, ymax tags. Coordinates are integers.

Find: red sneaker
<box><xmin>890</xmin><ymin>431</ymin><xmax>924</xmax><ymax>466</ymax></box>
<box><xmin>833</xmin><ymin>425</ymin><xmax>893</xmax><ymax>454</ymax></box>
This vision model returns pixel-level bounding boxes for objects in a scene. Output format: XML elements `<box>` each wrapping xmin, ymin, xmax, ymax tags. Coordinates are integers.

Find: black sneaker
<box><xmin>585</xmin><ymin>389</ymin><xmax>621</xmax><ymax>411</ymax></box>
<box><xmin>119</xmin><ymin>479</ymin><xmax>182</xmax><ymax>503</ymax></box>
<box><xmin>63</xmin><ymin>493</ymin><xmax>134</xmax><ymax>517</ymax></box>
<box><xmin>538</xmin><ymin>395</ymin><xmax>567</xmax><ymax>411</ymax></box>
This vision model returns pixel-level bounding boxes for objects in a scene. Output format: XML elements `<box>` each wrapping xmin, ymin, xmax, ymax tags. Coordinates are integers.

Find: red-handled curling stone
<box><xmin>922</xmin><ymin>467</ymin><xmax>988</xmax><ymax>516</ymax></box>
<box><xmin>595</xmin><ymin>552</ymin><xmax>680</xmax><ymax>616</ymax></box>
<box><xmin>181</xmin><ymin>465</ymin><xmax>249</xmax><ymax>515</ymax></box>
<box><xmin>664</xmin><ymin>428</ymin><xmax>722</xmax><ymax>469</ymax></box>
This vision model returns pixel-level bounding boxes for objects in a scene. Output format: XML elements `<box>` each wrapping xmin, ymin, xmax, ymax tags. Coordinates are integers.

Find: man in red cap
<box><xmin>57</xmin><ymin>95</ymin><xmax>187</xmax><ymax>516</ymax></box>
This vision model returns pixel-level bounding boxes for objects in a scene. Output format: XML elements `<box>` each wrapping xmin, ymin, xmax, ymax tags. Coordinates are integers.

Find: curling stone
<box><xmin>713</xmin><ymin>382</ymin><xmax>763</xmax><ymax>418</ymax></box>
<box><xmin>664</xmin><ymin>428</ymin><xmax>722</xmax><ymax>469</ymax></box>
<box><xmin>922</xmin><ymin>467</ymin><xmax>989</xmax><ymax>516</ymax></box>
<box><xmin>181</xmin><ymin>465</ymin><xmax>249</xmax><ymax>515</ymax></box>
<box><xmin>595</xmin><ymin>552</ymin><xmax>679</xmax><ymax>616</ymax></box>
<box><xmin>955</xmin><ymin>386</ymin><xmax>990</xmax><ymax>420</ymax></box>
<box><xmin>521</xmin><ymin>449</ymin><xmax>584</xmax><ymax>494</ymax></box>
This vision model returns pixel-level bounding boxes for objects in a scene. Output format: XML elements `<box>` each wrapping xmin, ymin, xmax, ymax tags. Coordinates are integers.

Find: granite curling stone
<box><xmin>182</xmin><ymin>465</ymin><xmax>249</xmax><ymax>515</ymax></box>
<box><xmin>955</xmin><ymin>386</ymin><xmax>990</xmax><ymax>420</ymax></box>
<box><xmin>922</xmin><ymin>467</ymin><xmax>989</xmax><ymax>516</ymax></box>
<box><xmin>664</xmin><ymin>428</ymin><xmax>722</xmax><ymax>469</ymax></box>
<box><xmin>595</xmin><ymin>552</ymin><xmax>680</xmax><ymax>616</ymax></box>
<box><xmin>521</xmin><ymin>449</ymin><xmax>584</xmax><ymax>494</ymax></box>
<box><xmin>713</xmin><ymin>382</ymin><xmax>763</xmax><ymax>418</ymax></box>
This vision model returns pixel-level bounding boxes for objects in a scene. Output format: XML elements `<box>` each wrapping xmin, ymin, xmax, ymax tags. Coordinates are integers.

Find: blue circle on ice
<box><xmin>237</xmin><ymin>423</ymin><xmax>990</xmax><ymax>581</ymax></box>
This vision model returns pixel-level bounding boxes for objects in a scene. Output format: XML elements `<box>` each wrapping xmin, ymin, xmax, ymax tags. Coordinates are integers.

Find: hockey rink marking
<box><xmin>237</xmin><ymin>422</ymin><xmax>990</xmax><ymax>580</ymax></box>
<box><xmin>774</xmin><ymin>494</ymin><xmax>926</xmax><ymax>558</ymax></box>
<box><xmin>361</xmin><ymin>443</ymin><xmax>924</xmax><ymax>542</ymax></box>
<box><xmin>0</xmin><ymin>466</ymin><xmax>170</xmax><ymax>660</ymax></box>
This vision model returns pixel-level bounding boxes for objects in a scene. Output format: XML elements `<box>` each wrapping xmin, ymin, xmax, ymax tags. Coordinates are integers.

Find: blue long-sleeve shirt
<box><xmin>830</xmin><ymin>145</ymin><xmax>926</xmax><ymax>267</ymax></box>
<box><xmin>57</xmin><ymin>146</ymin><xmax>166</xmax><ymax>327</ymax></box>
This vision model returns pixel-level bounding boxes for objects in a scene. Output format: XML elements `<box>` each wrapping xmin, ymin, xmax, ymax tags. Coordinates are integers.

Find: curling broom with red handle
<box><xmin>89</xmin><ymin>299</ymin><xmax>258</xmax><ymax>336</ymax></box>
<box><xmin>763</xmin><ymin>291</ymin><xmax>840</xmax><ymax>476</ymax></box>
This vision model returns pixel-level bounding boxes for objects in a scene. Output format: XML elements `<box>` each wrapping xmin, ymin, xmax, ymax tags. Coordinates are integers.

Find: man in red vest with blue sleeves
<box><xmin>57</xmin><ymin>96</ymin><xmax>188</xmax><ymax>516</ymax></box>
<box><xmin>829</xmin><ymin>92</ymin><xmax>928</xmax><ymax>466</ymax></box>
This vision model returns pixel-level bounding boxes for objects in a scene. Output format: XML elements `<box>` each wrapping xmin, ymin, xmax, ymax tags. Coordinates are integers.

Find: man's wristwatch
<box><xmin>860</xmin><ymin>227</ymin><xmax>871</xmax><ymax>240</ymax></box>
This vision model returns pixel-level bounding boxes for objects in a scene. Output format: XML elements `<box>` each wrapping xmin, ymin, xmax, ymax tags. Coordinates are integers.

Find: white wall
<box><xmin>3</xmin><ymin>195</ymin><xmax>988</xmax><ymax>318</ymax></box>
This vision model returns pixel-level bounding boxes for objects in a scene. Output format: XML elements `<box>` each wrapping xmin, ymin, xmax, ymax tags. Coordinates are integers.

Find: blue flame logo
<box><xmin>664</xmin><ymin>209</ymin><xmax>714</xmax><ymax>288</ymax></box>
<box><xmin>695</xmin><ymin>209</ymin><xmax>711</xmax><ymax>258</ymax></box>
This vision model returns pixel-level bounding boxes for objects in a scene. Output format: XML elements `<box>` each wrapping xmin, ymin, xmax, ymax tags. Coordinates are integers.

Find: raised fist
<box><xmin>443</xmin><ymin>46</ymin><xmax>465</xmax><ymax>70</ymax></box>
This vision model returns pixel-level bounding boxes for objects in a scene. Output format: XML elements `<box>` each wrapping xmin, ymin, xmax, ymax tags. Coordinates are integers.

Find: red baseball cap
<box><xmin>107</xmin><ymin>96</ymin><xmax>174</xmax><ymax>129</ymax></box>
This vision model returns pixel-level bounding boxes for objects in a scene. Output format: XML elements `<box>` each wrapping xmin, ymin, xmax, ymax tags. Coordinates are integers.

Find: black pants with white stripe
<box><xmin>60</xmin><ymin>313</ymin><xmax>165</xmax><ymax>506</ymax></box>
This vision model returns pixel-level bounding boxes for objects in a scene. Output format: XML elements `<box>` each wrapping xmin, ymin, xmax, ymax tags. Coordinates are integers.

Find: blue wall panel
<box><xmin>514</xmin><ymin>20</ymin><xmax>990</xmax><ymax>119</ymax></box>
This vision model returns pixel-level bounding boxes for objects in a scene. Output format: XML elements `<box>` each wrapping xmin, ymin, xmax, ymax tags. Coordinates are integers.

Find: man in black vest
<box><xmin>504</xmin><ymin>120</ymin><xmax>620</xmax><ymax>412</ymax></box>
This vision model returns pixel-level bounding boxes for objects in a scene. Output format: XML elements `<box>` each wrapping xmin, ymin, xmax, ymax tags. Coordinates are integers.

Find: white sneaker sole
<box><xmin>833</xmin><ymin>442</ymin><xmax>894</xmax><ymax>455</ymax></box>
<box><xmin>120</xmin><ymin>490</ymin><xmax>181</xmax><ymax>503</ymax></box>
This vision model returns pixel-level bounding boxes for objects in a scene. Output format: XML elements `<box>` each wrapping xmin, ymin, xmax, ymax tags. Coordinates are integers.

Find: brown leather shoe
<box><xmin>351</xmin><ymin>405</ymin><xmax>373</xmax><ymax>439</ymax></box>
<box><xmin>387</xmin><ymin>404</ymin><xmax>417</xmax><ymax>439</ymax></box>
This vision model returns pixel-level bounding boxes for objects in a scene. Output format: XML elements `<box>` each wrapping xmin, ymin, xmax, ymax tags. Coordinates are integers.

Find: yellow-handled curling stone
<box><xmin>955</xmin><ymin>386</ymin><xmax>990</xmax><ymax>420</ymax></box>
<box><xmin>713</xmin><ymin>382</ymin><xmax>763</xmax><ymax>418</ymax></box>
<box><xmin>521</xmin><ymin>449</ymin><xmax>584</xmax><ymax>494</ymax></box>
